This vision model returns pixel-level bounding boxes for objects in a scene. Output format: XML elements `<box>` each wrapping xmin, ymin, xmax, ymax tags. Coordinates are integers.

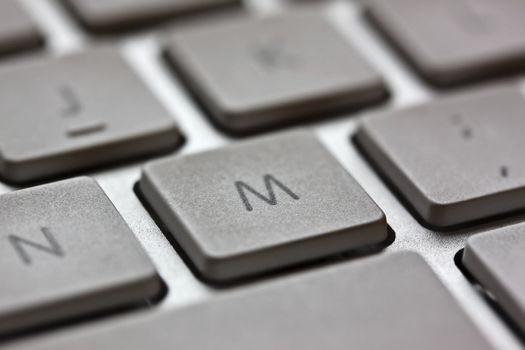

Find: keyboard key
<box><xmin>5</xmin><ymin>252</ymin><xmax>493</xmax><ymax>350</ymax></box>
<box><xmin>355</xmin><ymin>85</ymin><xmax>525</xmax><ymax>228</ymax></box>
<box><xmin>463</xmin><ymin>223</ymin><xmax>525</xmax><ymax>335</ymax></box>
<box><xmin>0</xmin><ymin>0</ymin><xmax>44</xmax><ymax>57</ymax></box>
<box><xmin>63</xmin><ymin>0</ymin><xmax>240</xmax><ymax>34</ymax></box>
<box><xmin>0</xmin><ymin>48</ymin><xmax>182</xmax><ymax>184</ymax></box>
<box><xmin>165</xmin><ymin>13</ymin><xmax>387</xmax><ymax>133</ymax></box>
<box><xmin>366</xmin><ymin>0</ymin><xmax>525</xmax><ymax>85</ymax></box>
<box><xmin>0</xmin><ymin>177</ymin><xmax>161</xmax><ymax>336</ymax></box>
<box><xmin>140</xmin><ymin>131</ymin><xmax>387</xmax><ymax>282</ymax></box>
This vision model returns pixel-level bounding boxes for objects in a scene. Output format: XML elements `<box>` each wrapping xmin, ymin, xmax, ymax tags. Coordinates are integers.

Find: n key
<box><xmin>0</xmin><ymin>177</ymin><xmax>162</xmax><ymax>336</ymax></box>
<box><xmin>140</xmin><ymin>131</ymin><xmax>388</xmax><ymax>282</ymax></box>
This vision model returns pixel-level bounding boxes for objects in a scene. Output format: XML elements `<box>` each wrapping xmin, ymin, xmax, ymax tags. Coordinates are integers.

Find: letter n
<box><xmin>8</xmin><ymin>227</ymin><xmax>65</xmax><ymax>265</ymax></box>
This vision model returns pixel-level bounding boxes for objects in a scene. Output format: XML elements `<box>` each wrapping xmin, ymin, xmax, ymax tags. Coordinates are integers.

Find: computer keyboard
<box><xmin>1</xmin><ymin>0</ymin><xmax>525</xmax><ymax>349</ymax></box>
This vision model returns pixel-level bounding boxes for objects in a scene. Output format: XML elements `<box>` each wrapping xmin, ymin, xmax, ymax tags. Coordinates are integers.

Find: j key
<box><xmin>355</xmin><ymin>85</ymin><xmax>525</xmax><ymax>228</ymax></box>
<box><xmin>0</xmin><ymin>0</ymin><xmax>44</xmax><ymax>57</ymax></box>
<box><xmin>0</xmin><ymin>47</ymin><xmax>181</xmax><ymax>184</ymax></box>
<box><xmin>5</xmin><ymin>252</ymin><xmax>493</xmax><ymax>350</ymax></box>
<box><xmin>140</xmin><ymin>131</ymin><xmax>388</xmax><ymax>282</ymax></box>
<box><xmin>0</xmin><ymin>177</ymin><xmax>161</xmax><ymax>336</ymax></box>
<box><xmin>463</xmin><ymin>223</ymin><xmax>525</xmax><ymax>335</ymax></box>
<box><xmin>165</xmin><ymin>13</ymin><xmax>387</xmax><ymax>133</ymax></box>
<box><xmin>366</xmin><ymin>0</ymin><xmax>525</xmax><ymax>85</ymax></box>
<box><xmin>63</xmin><ymin>0</ymin><xmax>240</xmax><ymax>34</ymax></box>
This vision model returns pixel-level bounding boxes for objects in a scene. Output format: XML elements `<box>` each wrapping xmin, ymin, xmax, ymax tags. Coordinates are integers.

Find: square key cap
<box><xmin>366</xmin><ymin>0</ymin><xmax>525</xmax><ymax>85</ymax></box>
<box><xmin>140</xmin><ymin>131</ymin><xmax>387</xmax><ymax>282</ymax></box>
<box><xmin>0</xmin><ymin>47</ymin><xmax>181</xmax><ymax>184</ymax></box>
<box><xmin>165</xmin><ymin>13</ymin><xmax>387</xmax><ymax>133</ymax></box>
<box><xmin>0</xmin><ymin>0</ymin><xmax>44</xmax><ymax>57</ymax></box>
<box><xmin>0</xmin><ymin>177</ymin><xmax>161</xmax><ymax>336</ymax></box>
<box><xmin>355</xmin><ymin>85</ymin><xmax>525</xmax><ymax>228</ymax></box>
<box><xmin>463</xmin><ymin>223</ymin><xmax>525</xmax><ymax>335</ymax></box>
<box><xmin>63</xmin><ymin>0</ymin><xmax>240</xmax><ymax>34</ymax></box>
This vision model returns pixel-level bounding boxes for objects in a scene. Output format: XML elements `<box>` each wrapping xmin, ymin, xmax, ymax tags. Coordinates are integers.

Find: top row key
<box><xmin>0</xmin><ymin>0</ymin><xmax>43</xmax><ymax>58</ymax></box>
<box><xmin>63</xmin><ymin>0</ymin><xmax>241</xmax><ymax>34</ymax></box>
<box><xmin>367</xmin><ymin>0</ymin><xmax>525</xmax><ymax>86</ymax></box>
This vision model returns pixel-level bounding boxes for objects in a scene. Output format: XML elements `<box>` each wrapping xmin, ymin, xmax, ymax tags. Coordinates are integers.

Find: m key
<box><xmin>139</xmin><ymin>131</ymin><xmax>388</xmax><ymax>282</ymax></box>
<box><xmin>0</xmin><ymin>177</ymin><xmax>162</xmax><ymax>336</ymax></box>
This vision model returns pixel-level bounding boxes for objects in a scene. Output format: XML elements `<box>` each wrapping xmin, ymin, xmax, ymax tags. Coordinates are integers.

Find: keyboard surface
<box><xmin>2</xmin><ymin>0</ymin><xmax>525</xmax><ymax>349</ymax></box>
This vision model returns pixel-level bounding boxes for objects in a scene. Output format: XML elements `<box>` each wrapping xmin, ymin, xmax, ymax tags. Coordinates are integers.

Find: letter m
<box><xmin>235</xmin><ymin>174</ymin><xmax>300</xmax><ymax>212</ymax></box>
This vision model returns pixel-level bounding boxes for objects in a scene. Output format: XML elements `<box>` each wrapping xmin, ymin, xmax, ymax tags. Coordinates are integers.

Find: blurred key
<box><xmin>4</xmin><ymin>252</ymin><xmax>493</xmax><ymax>350</ymax></box>
<box><xmin>463</xmin><ymin>223</ymin><xmax>525</xmax><ymax>335</ymax></box>
<box><xmin>0</xmin><ymin>177</ymin><xmax>162</xmax><ymax>336</ymax></box>
<box><xmin>0</xmin><ymin>0</ymin><xmax>43</xmax><ymax>57</ymax></box>
<box><xmin>63</xmin><ymin>0</ymin><xmax>240</xmax><ymax>34</ymax></box>
<box><xmin>0</xmin><ymin>47</ymin><xmax>182</xmax><ymax>184</ymax></box>
<box><xmin>165</xmin><ymin>13</ymin><xmax>387</xmax><ymax>133</ymax></box>
<box><xmin>355</xmin><ymin>85</ymin><xmax>525</xmax><ymax>228</ymax></box>
<box><xmin>140</xmin><ymin>131</ymin><xmax>388</xmax><ymax>282</ymax></box>
<box><xmin>366</xmin><ymin>0</ymin><xmax>525</xmax><ymax>85</ymax></box>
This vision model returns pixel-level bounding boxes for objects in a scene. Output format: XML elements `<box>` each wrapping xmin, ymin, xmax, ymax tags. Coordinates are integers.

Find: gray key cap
<box><xmin>463</xmin><ymin>224</ymin><xmax>525</xmax><ymax>335</ymax></box>
<box><xmin>366</xmin><ymin>0</ymin><xmax>525</xmax><ymax>85</ymax></box>
<box><xmin>355</xmin><ymin>85</ymin><xmax>525</xmax><ymax>228</ymax></box>
<box><xmin>4</xmin><ymin>252</ymin><xmax>494</xmax><ymax>350</ymax></box>
<box><xmin>63</xmin><ymin>0</ymin><xmax>240</xmax><ymax>34</ymax></box>
<box><xmin>0</xmin><ymin>177</ymin><xmax>161</xmax><ymax>336</ymax></box>
<box><xmin>165</xmin><ymin>13</ymin><xmax>387</xmax><ymax>133</ymax></box>
<box><xmin>140</xmin><ymin>131</ymin><xmax>387</xmax><ymax>282</ymax></box>
<box><xmin>0</xmin><ymin>0</ymin><xmax>43</xmax><ymax>57</ymax></box>
<box><xmin>0</xmin><ymin>47</ymin><xmax>182</xmax><ymax>183</ymax></box>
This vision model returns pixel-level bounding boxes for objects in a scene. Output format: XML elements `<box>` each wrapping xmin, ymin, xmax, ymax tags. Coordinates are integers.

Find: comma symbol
<box><xmin>500</xmin><ymin>166</ymin><xmax>509</xmax><ymax>178</ymax></box>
